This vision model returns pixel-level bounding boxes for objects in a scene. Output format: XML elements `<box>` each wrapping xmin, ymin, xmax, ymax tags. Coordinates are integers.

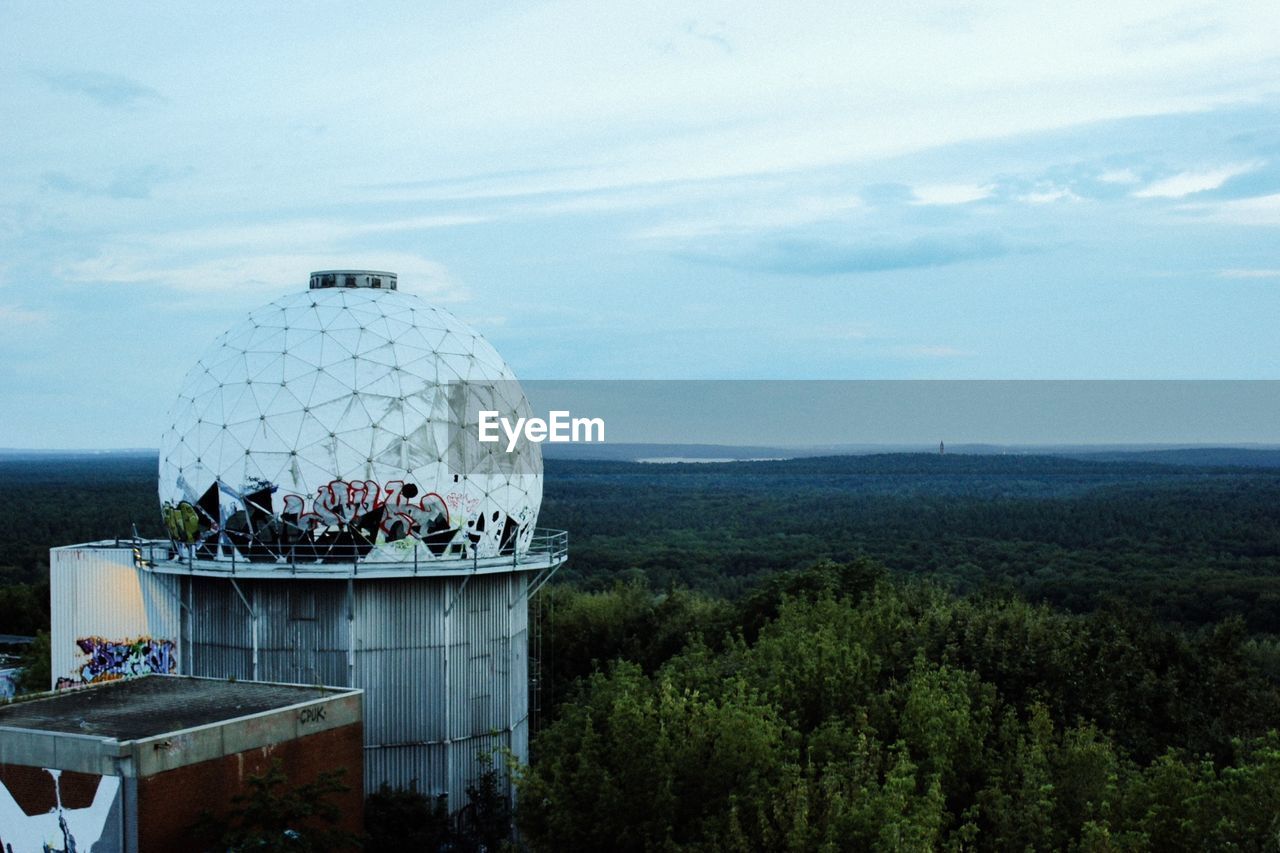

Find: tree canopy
<box><xmin>521</xmin><ymin>561</ymin><xmax>1280</xmax><ymax>851</ymax></box>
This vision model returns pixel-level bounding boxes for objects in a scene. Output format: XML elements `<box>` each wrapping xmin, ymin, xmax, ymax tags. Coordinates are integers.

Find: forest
<box><xmin>525</xmin><ymin>562</ymin><xmax>1280</xmax><ymax>850</ymax></box>
<box><xmin>3</xmin><ymin>452</ymin><xmax>1280</xmax><ymax>849</ymax></box>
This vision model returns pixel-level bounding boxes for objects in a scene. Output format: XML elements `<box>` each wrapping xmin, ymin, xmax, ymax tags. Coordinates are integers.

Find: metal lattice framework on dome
<box><xmin>158</xmin><ymin>272</ymin><xmax>542</xmax><ymax>567</ymax></box>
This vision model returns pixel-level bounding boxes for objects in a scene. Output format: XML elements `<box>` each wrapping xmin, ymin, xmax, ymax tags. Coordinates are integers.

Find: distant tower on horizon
<box><xmin>939</xmin><ymin>440</ymin><xmax>945</xmax><ymax>455</ymax></box>
<box><xmin>48</xmin><ymin>269</ymin><xmax>567</xmax><ymax>809</ymax></box>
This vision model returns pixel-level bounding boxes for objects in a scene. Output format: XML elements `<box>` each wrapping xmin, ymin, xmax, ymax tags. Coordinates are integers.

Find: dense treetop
<box><xmin>4</xmin><ymin>452</ymin><xmax>1280</xmax><ymax>849</ymax></box>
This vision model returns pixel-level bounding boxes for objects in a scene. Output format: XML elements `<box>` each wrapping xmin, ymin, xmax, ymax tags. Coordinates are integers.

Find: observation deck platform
<box><xmin>54</xmin><ymin>529</ymin><xmax>568</xmax><ymax>582</ymax></box>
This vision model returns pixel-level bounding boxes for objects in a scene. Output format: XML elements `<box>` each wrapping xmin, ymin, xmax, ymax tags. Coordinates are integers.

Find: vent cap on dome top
<box><xmin>309</xmin><ymin>270</ymin><xmax>397</xmax><ymax>290</ymax></box>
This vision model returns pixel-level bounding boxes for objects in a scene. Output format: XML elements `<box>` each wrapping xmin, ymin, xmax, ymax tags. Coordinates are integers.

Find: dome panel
<box><xmin>158</xmin><ymin>285</ymin><xmax>542</xmax><ymax>565</ymax></box>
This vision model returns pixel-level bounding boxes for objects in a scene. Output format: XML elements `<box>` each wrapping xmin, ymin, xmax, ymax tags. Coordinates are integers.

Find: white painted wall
<box><xmin>49</xmin><ymin>546</ymin><xmax>182</xmax><ymax>688</ymax></box>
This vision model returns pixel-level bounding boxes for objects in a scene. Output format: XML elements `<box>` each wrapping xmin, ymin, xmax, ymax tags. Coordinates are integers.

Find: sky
<box><xmin>2</xmin><ymin>2</ymin><xmax>1280</xmax><ymax>448</ymax></box>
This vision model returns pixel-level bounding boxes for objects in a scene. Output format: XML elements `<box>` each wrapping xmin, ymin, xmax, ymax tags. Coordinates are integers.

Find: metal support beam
<box><xmin>444</xmin><ymin>578</ymin><xmax>452</xmax><ymax>800</ymax></box>
<box><xmin>229</xmin><ymin>578</ymin><xmax>259</xmax><ymax>681</ymax></box>
<box><xmin>346</xmin><ymin>577</ymin><xmax>356</xmax><ymax>687</ymax></box>
<box><xmin>182</xmin><ymin>576</ymin><xmax>193</xmax><ymax>676</ymax></box>
<box><xmin>506</xmin><ymin>573</ymin><xmax>517</xmax><ymax>810</ymax></box>
<box><xmin>444</xmin><ymin>569</ymin><xmax>476</xmax><ymax>615</ymax></box>
<box><xmin>525</xmin><ymin>560</ymin><xmax>563</xmax><ymax>601</ymax></box>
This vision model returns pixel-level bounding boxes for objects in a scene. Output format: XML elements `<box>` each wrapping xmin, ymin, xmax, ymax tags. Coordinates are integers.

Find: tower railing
<box><xmin>104</xmin><ymin>529</ymin><xmax>569</xmax><ymax>578</ymax></box>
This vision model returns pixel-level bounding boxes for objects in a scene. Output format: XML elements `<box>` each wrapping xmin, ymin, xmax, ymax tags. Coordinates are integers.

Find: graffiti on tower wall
<box><xmin>68</xmin><ymin>636</ymin><xmax>177</xmax><ymax>685</ymax></box>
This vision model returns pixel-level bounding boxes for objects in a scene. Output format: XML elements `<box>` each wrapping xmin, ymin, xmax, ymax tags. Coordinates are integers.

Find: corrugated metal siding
<box><xmin>451</xmin><ymin>730</ymin><xmax>515</xmax><ymax>799</ymax></box>
<box><xmin>187</xmin><ymin>572</ymin><xmax>533</xmax><ymax>806</ymax></box>
<box><xmin>353</xmin><ymin>578</ymin><xmax>447</xmax><ymax>750</ymax></box>
<box><xmin>53</xmin><ymin>546</ymin><xmax>534</xmax><ymax>808</ymax></box>
<box><xmin>254</xmin><ymin>581</ymin><xmax>350</xmax><ymax>686</ymax></box>
<box><xmin>49</xmin><ymin>547</ymin><xmax>182</xmax><ymax>687</ymax></box>
<box><xmin>364</xmin><ymin>743</ymin><xmax>449</xmax><ymax>797</ymax></box>
<box><xmin>355</xmin><ymin>573</ymin><xmax>530</xmax><ymax>806</ymax></box>
<box><xmin>188</xmin><ymin>576</ymin><xmax>253</xmax><ymax>681</ymax></box>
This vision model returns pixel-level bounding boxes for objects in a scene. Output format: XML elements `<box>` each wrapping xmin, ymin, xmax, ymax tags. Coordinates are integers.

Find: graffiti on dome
<box><xmin>163</xmin><ymin>478</ymin><xmax>530</xmax><ymax>564</ymax></box>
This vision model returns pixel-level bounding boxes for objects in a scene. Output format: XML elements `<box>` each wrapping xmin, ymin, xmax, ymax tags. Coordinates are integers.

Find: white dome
<box><xmin>158</xmin><ymin>278</ymin><xmax>541</xmax><ymax>565</ymax></box>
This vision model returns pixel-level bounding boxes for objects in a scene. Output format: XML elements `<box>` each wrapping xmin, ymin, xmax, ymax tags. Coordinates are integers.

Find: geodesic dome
<box><xmin>157</xmin><ymin>271</ymin><xmax>542</xmax><ymax>565</ymax></box>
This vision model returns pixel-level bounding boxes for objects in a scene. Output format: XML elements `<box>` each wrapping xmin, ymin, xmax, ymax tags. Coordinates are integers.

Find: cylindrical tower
<box><xmin>137</xmin><ymin>270</ymin><xmax>566</xmax><ymax>804</ymax></box>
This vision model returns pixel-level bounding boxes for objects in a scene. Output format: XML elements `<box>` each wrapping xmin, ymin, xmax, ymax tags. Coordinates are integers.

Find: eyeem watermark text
<box><xmin>478</xmin><ymin>410</ymin><xmax>605</xmax><ymax>451</ymax></box>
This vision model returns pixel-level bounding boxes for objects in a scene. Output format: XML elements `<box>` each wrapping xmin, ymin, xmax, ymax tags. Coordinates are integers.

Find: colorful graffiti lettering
<box><xmin>171</xmin><ymin>476</ymin><xmax>534</xmax><ymax>565</ymax></box>
<box><xmin>74</xmin><ymin>636</ymin><xmax>177</xmax><ymax>684</ymax></box>
<box><xmin>280</xmin><ymin>478</ymin><xmax>453</xmax><ymax>560</ymax></box>
<box><xmin>163</xmin><ymin>478</ymin><xmax>222</xmax><ymax>559</ymax></box>
<box><xmin>161</xmin><ymin>500</ymin><xmax>201</xmax><ymax>543</ymax></box>
<box><xmin>164</xmin><ymin>474</ymin><xmax>538</xmax><ymax>564</ymax></box>
<box><xmin>300</xmin><ymin>479</ymin><xmax>449</xmax><ymax>542</ymax></box>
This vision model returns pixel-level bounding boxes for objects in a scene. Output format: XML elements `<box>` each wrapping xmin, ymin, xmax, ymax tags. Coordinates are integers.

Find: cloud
<box><xmin>1218</xmin><ymin>268</ymin><xmax>1280</xmax><ymax>278</ymax></box>
<box><xmin>860</xmin><ymin>183</ymin><xmax>916</xmax><ymax>205</ymax></box>
<box><xmin>809</xmin><ymin>322</ymin><xmax>873</xmax><ymax>341</ymax></box>
<box><xmin>1116</xmin><ymin>8</ymin><xmax>1224</xmax><ymax>50</ymax></box>
<box><xmin>0</xmin><ymin>304</ymin><xmax>48</xmax><ymax>325</ymax></box>
<box><xmin>38</xmin><ymin>70</ymin><xmax>163</xmax><ymax>108</ymax></box>
<box><xmin>114</xmin><ymin>214</ymin><xmax>487</xmax><ymax>255</ymax></box>
<box><xmin>1133</xmin><ymin>162</ymin><xmax>1260</xmax><ymax>198</ymax></box>
<box><xmin>682</xmin><ymin>19</ymin><xmax>734</xmax><ymax>54</ymax></box>
<box><xmin>42</xmin><ymin>166</ymin><xmax>173</xmax><ymax>200</ymax></box>
<box><xmin>58</xmin><ymin>251</ymin><xmax>466</xmax><ymax>301</ymax></box>
<box><xmin>893</xmin><ymin>345</ymin><xmax>974</xmax><ymax>358</ymax></box>
<box><xmin>911</xmin><ymin>183</ymin><xmax>994</xmax><ymax>205</ymax></box>
<box><xmin>1098</xmin><ymin>168</ymin><xmax>1141</xmax><ymax>185</ymax></box>
<box><xmin>770</xmin><ymin>322</ymin><xmax>876</xmax><ymax>344</ymax></box>
<box><xmin>635</xmin><ymin>194</ymin><xmax>863</xmax><ymax>239</ymax></box>
<box><xmin>699</xmin><ymin>232</ymin><xmax>1014</xmax><ymax>276</ymax></box>
<box><xmin>1185</xmin><ymin>192</ymin><xmax>1280</xmax><ymax>225</ymax></box>
<box><xmin>1019</xmin><ymin>186</ymin><xmax>1081</xmax><ymax>204</ymax></box>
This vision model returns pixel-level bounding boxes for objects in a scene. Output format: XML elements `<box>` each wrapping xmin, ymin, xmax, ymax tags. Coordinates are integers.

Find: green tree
<box><xmin>465</xmin><ymin>756</ymin><xmax>515</xmax><ymax>852</ymax></box>
<box><xmin>363</xmin><ymin>783</ymin><xmax>452</xmax><ymax>851</ymax></box>
<box><xmin>13</xmin><ymin>630</ymin><xmax>50</xmax><ymax>694</ymax></box>
<box><xmin>193</xmin><ymin>760</ymin><xmax>358</xmax><ymax>852</ymax></box>
<box><xmin>517</xmin><ymin>662</ymin><xmax>793</xmax><ymax>851</ymax></box>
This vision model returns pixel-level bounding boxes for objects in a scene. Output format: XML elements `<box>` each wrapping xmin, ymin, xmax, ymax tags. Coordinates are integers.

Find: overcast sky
<box><xmin>2</xmin><ymin>2</ymin><xmax>1280</xmax><ymax>447</ymax></box>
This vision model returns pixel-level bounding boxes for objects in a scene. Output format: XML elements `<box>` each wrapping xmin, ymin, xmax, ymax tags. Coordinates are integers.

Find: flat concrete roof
<box><xmin>0</xmin><ymin>676</ymin><xmax>345</xmax><ymax>741</ymax></box>
<box><xmin>0</xmin><ymin>676</ymin><xmax>361</xmax><ymax>777</ymax></box>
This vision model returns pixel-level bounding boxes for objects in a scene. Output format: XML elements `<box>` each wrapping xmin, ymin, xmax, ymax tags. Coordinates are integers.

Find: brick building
<box><xmin>0</xmin><ymin>675</ymin><xmax>362</xmax><ymax>852</ymax></box>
